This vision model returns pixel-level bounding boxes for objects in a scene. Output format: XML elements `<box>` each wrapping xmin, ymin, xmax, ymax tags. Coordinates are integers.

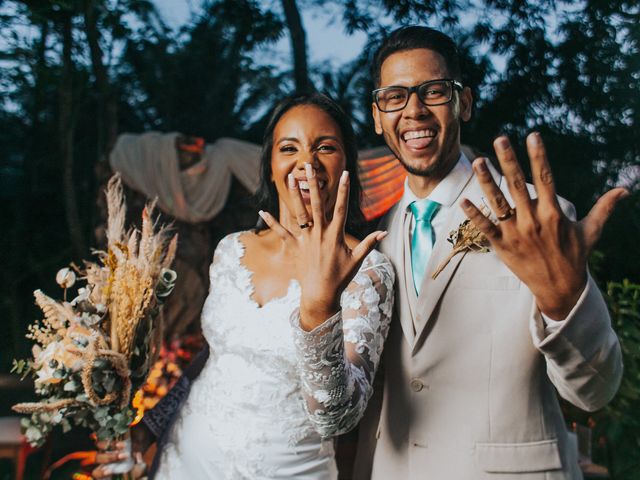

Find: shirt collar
<box><xmin>401</xmin><ymin>152</ymin><xmax>472</xmax><ymax>212</ymax></box>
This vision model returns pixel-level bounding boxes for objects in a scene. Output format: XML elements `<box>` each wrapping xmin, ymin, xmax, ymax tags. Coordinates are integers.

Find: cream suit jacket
<box><xmin>355</xmin><ymin>161</ymin><xmax>622</xmax><ymax>480</ymax></box>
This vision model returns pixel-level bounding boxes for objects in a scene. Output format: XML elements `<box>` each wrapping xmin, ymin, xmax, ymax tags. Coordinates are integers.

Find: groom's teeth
<box><xmin>402</xmin><ymin>129</ymin><xmax>436</xmax><ymax>141</ymax></box>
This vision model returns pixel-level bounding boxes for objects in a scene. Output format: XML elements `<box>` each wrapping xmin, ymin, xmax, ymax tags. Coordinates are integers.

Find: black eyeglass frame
<box><xmin>372</xmin><ymin>79</ymin><xmax>464</xmax><ymax>112</ymax></box>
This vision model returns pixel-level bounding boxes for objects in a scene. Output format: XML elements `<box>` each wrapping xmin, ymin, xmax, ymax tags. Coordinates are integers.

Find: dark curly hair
<box><xmin>372</xmin><ymin>26</ymin><xmax>462</xmax><ymax>87</ymax></box>
<box><xmin>254</xmin><ymin>92</ymin><xmax>365</xmax><ymax>236</ymax></box>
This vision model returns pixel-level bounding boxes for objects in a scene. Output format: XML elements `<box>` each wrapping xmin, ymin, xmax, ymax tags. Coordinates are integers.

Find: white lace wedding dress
<box><xmin>154</xmin><ymin>232</ymin><xmax>394</xmax><ymax>480</ymax></box>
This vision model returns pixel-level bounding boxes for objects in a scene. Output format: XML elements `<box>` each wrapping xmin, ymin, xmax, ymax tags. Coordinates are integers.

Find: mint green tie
<box><xmin>410</xmin><ymin>199</ymin><xmax>440</xmax><ymax>294</ymax></box>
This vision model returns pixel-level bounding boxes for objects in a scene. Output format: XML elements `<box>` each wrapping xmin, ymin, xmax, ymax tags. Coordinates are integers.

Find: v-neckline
<box><xmin>234</xmin><ymin>233</ymin><xmax>299</xmax><ymax>310</ymax></box>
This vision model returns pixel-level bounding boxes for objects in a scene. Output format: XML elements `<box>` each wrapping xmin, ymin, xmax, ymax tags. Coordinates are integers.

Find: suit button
<box><xmin>410</xmin><ymin>378</ymin><xmax>424</xmax><ymax>392</ymax></box>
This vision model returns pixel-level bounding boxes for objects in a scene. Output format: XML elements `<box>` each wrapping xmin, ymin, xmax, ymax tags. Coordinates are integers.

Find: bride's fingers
<box><xmin>92</xmin><ymin>464</ymin><xmax>113</xmax><ymax>479</ymax></box>
<box><xmin>330</xmin><ymin>171</ymin><xmax>349</xmax><ymax>237</ymax></box>
<box><xmin>305</xmin><ymin>163</ymin><xmax>324</xmax><ymax>229</ymax></box>
<box><xmin>351</xmin><ymin>230</ymin><xmax>388</xmax><ymax>264</ymax></box>
<box><xmin>131</xmin><ymin>452</ymin><xmax>148</xmax><ymax>479</ymax></box>
<box><xmin>287</xmin><ymin>174</ymin><xmax>312</xmax><ymax>229</ymax></box>
<box><xmin>95</xmin><ymin>450</ymin><xmax>129</xmax><ymax>465</ymax></box>
<box><xmin>96</xmin><ymin>440</ymin><xmax>126</xmax><ymax>451</ymax></box>
<box><xmin>94</xmin><ymin>440</ymin><xmax>129</xmax><ymax>465</ymax></box>
<box><xmin>258</xmin><ymin>210</ymin><xmax>293</xmax><ymax>242</ymax></box>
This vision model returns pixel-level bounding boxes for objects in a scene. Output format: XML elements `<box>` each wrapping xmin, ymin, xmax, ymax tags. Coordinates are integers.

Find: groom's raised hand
<box><xmin>461</xmin><ymin>132</ymin><xmax>628</xmax><ymax>319</ymax></box>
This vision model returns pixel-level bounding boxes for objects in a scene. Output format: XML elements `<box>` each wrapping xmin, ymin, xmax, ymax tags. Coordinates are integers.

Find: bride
<box><xmin>93</xmin><ymin>92</ymin><xmax>394</xmax><ymax>479</ymax></box>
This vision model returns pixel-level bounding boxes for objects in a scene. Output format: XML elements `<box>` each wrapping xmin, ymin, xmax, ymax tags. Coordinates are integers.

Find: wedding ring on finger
<box><xmin>299</xmin><ymin>221</ymin><xmax>313</xmax><ymax>229</ymax></box>
<box><xmin>497</xmin><ymin>207</ymin><xmax>516</xmax><ymax>222</ymax></box>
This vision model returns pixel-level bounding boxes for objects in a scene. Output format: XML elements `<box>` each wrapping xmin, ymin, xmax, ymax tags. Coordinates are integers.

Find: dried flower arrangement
<box><xmin>431</xmin><ymin>218</ymin><xmax>491</xmax><ymax>279</ymax></box>
<box><xmin>11</xmin><ymin>174</ymin><xmax>178</xmax><ymax>452</ymax></box>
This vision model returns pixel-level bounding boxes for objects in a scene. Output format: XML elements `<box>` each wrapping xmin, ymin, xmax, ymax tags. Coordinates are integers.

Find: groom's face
<box><xmin>372</xmin><ymin>48</ymin><xmax>472</xmax><ymax>180</ymax></box>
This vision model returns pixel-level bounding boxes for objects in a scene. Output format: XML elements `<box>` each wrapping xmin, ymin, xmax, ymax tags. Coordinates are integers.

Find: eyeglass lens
<box><xmin>376</xmin><ymin>80</ymin><xmax>453</xmax><ymax>112</ymax></box>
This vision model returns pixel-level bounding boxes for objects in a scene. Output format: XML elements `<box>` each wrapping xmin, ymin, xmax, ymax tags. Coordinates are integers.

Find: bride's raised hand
<box><xmin>259</xmin><ymin>163</ymin><xmax>386</xmax><ymax>331</ymax></box>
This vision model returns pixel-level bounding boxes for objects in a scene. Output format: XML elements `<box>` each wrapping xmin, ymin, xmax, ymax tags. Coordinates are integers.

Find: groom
<box><xmin>354</xmin><ymin>26</ymin><xmax>625</xmax><ymax>479</ymax></box>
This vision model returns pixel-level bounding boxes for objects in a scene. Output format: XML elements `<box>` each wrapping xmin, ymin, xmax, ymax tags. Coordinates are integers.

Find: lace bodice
<box><xmin>154</xmin><ymin>232</ymin><xmax>394</xmax><ymax>479</ymax></box>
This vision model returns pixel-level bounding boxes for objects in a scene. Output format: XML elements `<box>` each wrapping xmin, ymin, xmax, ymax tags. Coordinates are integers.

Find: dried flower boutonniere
<box><xmin>431</xmin><ymin>219</ymin><xmax>490</xmax><ymax>279</ymax></box>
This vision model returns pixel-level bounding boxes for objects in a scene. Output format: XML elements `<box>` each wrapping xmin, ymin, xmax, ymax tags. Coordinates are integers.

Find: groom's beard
<box><xmin>385</xmin><ymin>120</ymin><xmax>462</xmax><ymax>181</ymax></box>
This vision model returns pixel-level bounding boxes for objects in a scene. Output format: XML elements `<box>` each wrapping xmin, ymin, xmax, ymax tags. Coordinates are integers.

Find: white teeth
<box><xmin>297</xmin><ymin>180</ymin><xmax>326</xmax><ymax>191</ymax></box>
<box><xmin>403</xmin><ymin>129</ymin><xmax>436</xmax><ymax>141</ymax></box>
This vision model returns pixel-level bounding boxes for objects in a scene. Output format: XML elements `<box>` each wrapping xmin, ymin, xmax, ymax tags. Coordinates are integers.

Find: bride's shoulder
<box><xmin>209</xmin><ymin>230</ymin><xmax>255</xmax><ymax>268</ymax></box>
<box><xmin>213</xmin><ymin>231</ymin><xmax>243</xmax><ymax>256</ymax></box>
<box><xmin>213</xmin><ymin>229</ymin><xmax>276</xmax><ymax>263</ymax></box>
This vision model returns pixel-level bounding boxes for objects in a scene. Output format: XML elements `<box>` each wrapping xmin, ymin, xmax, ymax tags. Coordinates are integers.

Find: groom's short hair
<box><xmin>373</xmin><ymin>26</ymin><xmax>462</xmax><ymax>87</ymax></box>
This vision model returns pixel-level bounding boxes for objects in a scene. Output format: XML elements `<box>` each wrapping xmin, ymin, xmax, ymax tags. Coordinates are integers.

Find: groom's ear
<box><xmin>459</xmin><ymin>86</ymin><xmax>473</xmax><ymax>122</ymax></box>
<box><xmin>372</xmin><ymin>102</ymin><xmax>383</xmax><ymax>135</ymax></box>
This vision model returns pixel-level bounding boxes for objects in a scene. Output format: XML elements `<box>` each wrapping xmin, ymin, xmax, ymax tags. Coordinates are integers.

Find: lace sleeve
<box><xmin>290</xmin><ymin>251</ymin><xmax>395</xmax><ymax>438</ymax></box>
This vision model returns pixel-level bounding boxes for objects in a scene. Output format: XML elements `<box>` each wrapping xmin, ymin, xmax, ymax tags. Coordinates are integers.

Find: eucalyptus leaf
<box><xmin>63</xmin><ymin>380</ymin><xmax>79</xmax><ymax>392</ymax></box>
<box><xmin>61</xmin><ymin>418</ymin><xmax>72</xmax><ymax>433</ymax></box>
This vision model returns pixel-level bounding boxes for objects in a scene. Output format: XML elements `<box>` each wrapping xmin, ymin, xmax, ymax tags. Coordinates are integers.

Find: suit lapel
<box><xmin>379</xmin><ymin>204</ymin><xmax>416</xmax><ymax>346</ymax></box>
<box><xmin>411</xmin><ymin>192</ymin><xmax>471</xmax><ymax>352</ymax></box>
<box><xmin>411</xmin><ymin>164</ymin><xmax>499</xmax><ymax>353</ymax></box>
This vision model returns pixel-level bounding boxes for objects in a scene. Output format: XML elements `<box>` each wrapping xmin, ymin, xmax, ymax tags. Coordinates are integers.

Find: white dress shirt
<box><xmin>399</xmin><ymin>153</ymin><xmax>473</xmax><ymax>242</ymax></box>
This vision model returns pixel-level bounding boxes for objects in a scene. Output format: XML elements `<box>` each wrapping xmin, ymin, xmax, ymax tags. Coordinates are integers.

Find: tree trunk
<box><xmin>60</xmin><ymin>13</ymin><xmax>86</xmax><ymax>258</ymax></box>
<box><xmin>281</xmin><ymin>0</ymin><xmax>313</xmax><ymax>92</ymax></box>
<box><xmin>27</xmin><ymin>18</ymin><xmax>49</xmax><ymax>193</ymax></box>
<box><xmin>83</xmin><ymin>0</ymin><xmax>118</xmax><ymax>158</ymax></box>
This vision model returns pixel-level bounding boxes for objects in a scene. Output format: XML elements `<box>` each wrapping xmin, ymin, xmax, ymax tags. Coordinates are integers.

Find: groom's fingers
<box><xmin>493</xmin><ymin>136</ymin><xmax>534</xmax><ymax>225</ymax></box>
<box><xmin>471</xmin><ymin>158</ymin><xmax>513</xmax><ymax>223</ymax></box>
<box><xmin>461</xmin><ymin>199</ymin><xmax>500</xmax><ymax>241</ymax></box>
<box><xmin>580</xmin><ymin>187</ymin><xmax>629</xmax><ymax>252</ymax></box>
<box><xmin>526</xmin><ymin>132</ymin><xmax>560</xmax><ymax>210</ymax></box>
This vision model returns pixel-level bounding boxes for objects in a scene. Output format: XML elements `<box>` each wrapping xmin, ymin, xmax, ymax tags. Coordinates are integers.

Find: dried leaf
<box><xmin>431</xmin><ymin>219</ymin><xmax>490</xmax><ymax>279</ymax></box>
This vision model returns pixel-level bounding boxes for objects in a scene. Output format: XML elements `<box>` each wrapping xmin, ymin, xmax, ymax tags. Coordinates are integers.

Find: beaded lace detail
<box><xmin>290</xmin><ymin>251</ymin><xmax>395</xmax><ymax>437</ymax></box>
<box><xmin>155</xmin><ymin>232</ymin><xmax>394</xmax><ymax>479</ymax></box>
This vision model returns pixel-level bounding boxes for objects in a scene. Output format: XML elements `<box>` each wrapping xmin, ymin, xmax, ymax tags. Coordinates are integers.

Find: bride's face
<box><xmin>271</xmin><ymin>104</ymin><xmax>347</xmax><ymax>222</ymax></box>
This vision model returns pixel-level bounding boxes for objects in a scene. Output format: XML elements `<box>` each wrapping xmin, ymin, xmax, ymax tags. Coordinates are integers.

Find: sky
<box><xmin>152</xmin><ymin>0</ymin><xmax>369</xmax><ymax>67</ymax></box>
<box><xmin>151</xmin><ymin>0</ymin><xmax>508</xmax><ymax>81</ymax></box>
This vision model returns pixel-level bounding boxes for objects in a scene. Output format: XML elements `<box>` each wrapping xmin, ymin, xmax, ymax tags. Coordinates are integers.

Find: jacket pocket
<box><xmin>475</xmin><ymin>439</ymin><xmax>562</xmax><ymax>473</ymax></box>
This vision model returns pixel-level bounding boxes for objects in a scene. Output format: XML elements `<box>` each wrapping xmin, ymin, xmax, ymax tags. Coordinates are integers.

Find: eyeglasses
<box><xmin>372</xmin><ymin>79</ymin><xmax>463</xmax><ymax>113</ymax></box>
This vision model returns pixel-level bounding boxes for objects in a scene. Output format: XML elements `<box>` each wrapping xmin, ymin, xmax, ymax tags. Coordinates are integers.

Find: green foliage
<box><xmin>0</xmin><ymin>0</ymin><xmax>289</xmax><ymax>371</ymax></box>
<box><xmin>17</xmin><ymin>360</ymin><xmax>136</xmax><ymax>448</ymax></box>
<box><xmin>592</xmin><ymin>280</ymin><xmax>640</xmax><ymax>479</ymax></box>
<box><xmin>117</xmin><ymin>0</ymin><xmax>286</xmax><ymax>139</ymax></box>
